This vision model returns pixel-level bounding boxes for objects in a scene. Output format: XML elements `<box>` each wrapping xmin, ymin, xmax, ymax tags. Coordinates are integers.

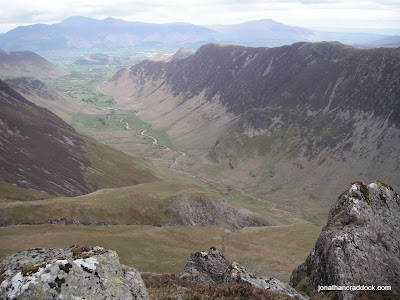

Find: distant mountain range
<box><xmin>0</xmin><ymin>49</ymin><xmax>68</xmax><ymax>78</ymax></box>
<box><xmin>0</xmin><ymin>16</ymin><xmax>398</xmax><ymax>51</ymax></box>
<box><xmin>0</xmin><ymin>16</ymin><xmax>215</xmax><ymax>51</ymax></box>
<box><xmin>208</xmin><ymin>19</ymin><xmax>316</xmax><ymax>47</ymax></box>
<box><xmin>355</xmin><ymin>35</ymin><xmax>400</xmax><ymax>49</ymax></box>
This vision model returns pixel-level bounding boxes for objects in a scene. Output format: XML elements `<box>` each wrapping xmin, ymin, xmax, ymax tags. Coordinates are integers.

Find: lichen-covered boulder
<box><xmin>122</xmin><ymin>265</ymin><xmax>149</xmax><ymax>300</ymax></box>
<box><xmin>224</xmin><ymin>262</ymin><xmax>306</xmax><ymax>300</ymax></box>
<box><xmin>290</xmin><ymin>181</ymin><xmax>400</xmax><ymax>299</ymax></box>
<box><xmin>0</xmin><ymin>245</ymin><xmax>149</xmax><ymax>300</ymax></box>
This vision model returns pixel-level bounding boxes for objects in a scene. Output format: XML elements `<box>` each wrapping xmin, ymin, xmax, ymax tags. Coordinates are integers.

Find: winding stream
<box><xmin>117</xmin><ymin>116</ymin><xmax>183</xmax><ymax>170</ymax></box>
<box><xmin>116</xmin><ymin>113</ymin><xmax>256</xmax><ymax>197</ymax></box>
<box><xmin>119</xmin><ymin>119</ymin><xmax>131</xmax><ymax>129</ymax></box>
<box><xmin>170</xmin><ymin>151</ymin><xmax>186</xmax><ymax>170</ymax></box>
<box><xmin>120</xmin><ymin>117</ymin><xmax>205</xmax><ymax>180</ymax></box>
<box><xmin>139</xmin><ymin>128</ymin><xmax>198</xmax><ymax>176</ymax></box>
<box><xmin>140</xmin><ymin>129</ymin><xmax>170</xmax><ymax>151</ymax></box>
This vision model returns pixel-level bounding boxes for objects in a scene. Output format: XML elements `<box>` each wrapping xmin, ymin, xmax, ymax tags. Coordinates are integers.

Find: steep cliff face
<box><xmin>113</xmin><ymin>42</ymin><xmax>400</xmax><ymax>123</ymax></box>
<box><xmin>290</xmin><ymin>181</ymin><xmax>400</xmax><ymax>299</ymax></box>
<box><xmin>102</xmin><ymin>42</ymin><xmax>400</xmax><ymax>213</ymax></box>
<box><xmin>208</xmin><ymin>104</ymin><xmax>400</xmax><ymax>208</ymax></box>
<box><xmin>0</xmin><ymin>246</ymin><xmax>148</xmax><ymax>300</ymax></box>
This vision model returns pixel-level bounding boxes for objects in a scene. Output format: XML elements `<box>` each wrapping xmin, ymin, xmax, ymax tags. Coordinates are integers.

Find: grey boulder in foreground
<box><xmin>0</xmin><ymin>245</ymin><xmax>148</xmax><ymax>300</ymax></box>
<box><xmin>290</xmin><ymin>180</ymin><xmax>400</xmax><ymax>299</ymax></box>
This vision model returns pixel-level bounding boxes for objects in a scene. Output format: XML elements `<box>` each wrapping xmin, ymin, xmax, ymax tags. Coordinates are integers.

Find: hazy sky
<box><xmin>1</xmin><ymin>0</ymin><xmax>400</xmax><ymax>33</ymax></box>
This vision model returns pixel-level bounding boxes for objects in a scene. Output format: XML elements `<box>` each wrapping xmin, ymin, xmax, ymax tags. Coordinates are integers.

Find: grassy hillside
<box><xmin>0</xmin><ymin>179</ymin><xmax>206</xmax><ymax>226</ymax></box>
<box><xmin>0</xmin><ymin>223</ymin><xmax>321</xmax><ymax>281</ymax></box>
<box><xmin>80</xmin><ymin>134</ymin><xmax>159</xmax><ymax>191</ymax></box>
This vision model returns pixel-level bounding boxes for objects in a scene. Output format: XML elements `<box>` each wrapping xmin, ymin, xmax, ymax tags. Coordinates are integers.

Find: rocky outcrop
<box><xmin>290</xmin><ymin>180</ymin><xmax>400</xmax><ymax>299</ymax></box>
<box><xmin>121</xmin><ymin>265</ymin><xmax>149</xmax><ymax>300</ymax></box>
<box><xmin>224</xmin><ymin>262</ymin><xmax>305</xmax><ymax>300</ymax></box>
<box><xmin>170</xmin><ymin>195</ymin><xmax>270</xmax><ymax>230</ymax></box>
<box><xmin>0</xmin><ymin>246</ymin><xmax>149</xmax><ymax>300</ymax></box>
<box><xmin>180</xmin><ymin>247</ymin><xmax>305</xmax><ymax>299</ymax></box>
<box><xmin>179</xmin><ymin>247</ymin><xmax>230</xmax><ymax>284</ymax></box>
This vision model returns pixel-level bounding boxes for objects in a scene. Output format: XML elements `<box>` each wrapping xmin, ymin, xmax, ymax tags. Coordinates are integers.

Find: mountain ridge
<box><xmin>0</xmin><ymin>16</ymin><xmax>395</xmax><ymax>51</ymax></box>
<box><xmin>0</xmin><ymin>17</ymin><xmax>216</xmax><ymax>51</ymax></box>
<box><xmin>135</xmin><ymin>42</ymin><xmax>400</xmax><ymax>123</ymax></box>
<box><xmin>102</xmin><ymin>42</ymin><xmax>400</xmax><ymax>221</ymax></box>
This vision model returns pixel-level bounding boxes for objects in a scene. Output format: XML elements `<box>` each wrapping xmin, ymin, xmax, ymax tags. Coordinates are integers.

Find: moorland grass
<box><xmin>0</xmin><ymin>222</ymin><xmax>320</xmax><ymax>281</ymax></box>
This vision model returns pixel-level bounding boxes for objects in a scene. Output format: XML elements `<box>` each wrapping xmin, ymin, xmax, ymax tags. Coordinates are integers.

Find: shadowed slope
<box><xmin>0</xmin><ymin>79</ymin><xmax>158</xmax><ymax>199</ymax></box>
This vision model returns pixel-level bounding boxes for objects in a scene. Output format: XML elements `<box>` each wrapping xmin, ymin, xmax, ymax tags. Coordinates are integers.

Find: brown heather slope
<box><xmin>5</xmin><ymin>77</ymin><xmax>101</xmax><ymax>125</ymax></box>
<box><xmin>0</xmin><ymin>49</ymin><xmax>69</xmax><ymax>79</ymax></box>
<box><xmin>101</xmin><ymin>42</ymin><xmax>400</xmax><ymax>224</ymax></box>
<box><xmin>0</xmin><ymin>79</ymin><xmax>158</xmax><ymax>200</ymax></box>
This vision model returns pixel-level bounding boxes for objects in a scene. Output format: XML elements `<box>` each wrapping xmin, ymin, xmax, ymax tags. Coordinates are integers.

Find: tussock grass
<box><xmin>0</xmin><ymin>222</ymin><xmax>321</xmax><ymax>281</ymax></box>
<box><xmin>223</xmin><ymin>223</ymin><xmax>321</xmax><ymax>281</ymax></box>
<box><xmin>0</xmin><ymin>225</ymin><xmax>226</xmax><ymax>274</ymax></box>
